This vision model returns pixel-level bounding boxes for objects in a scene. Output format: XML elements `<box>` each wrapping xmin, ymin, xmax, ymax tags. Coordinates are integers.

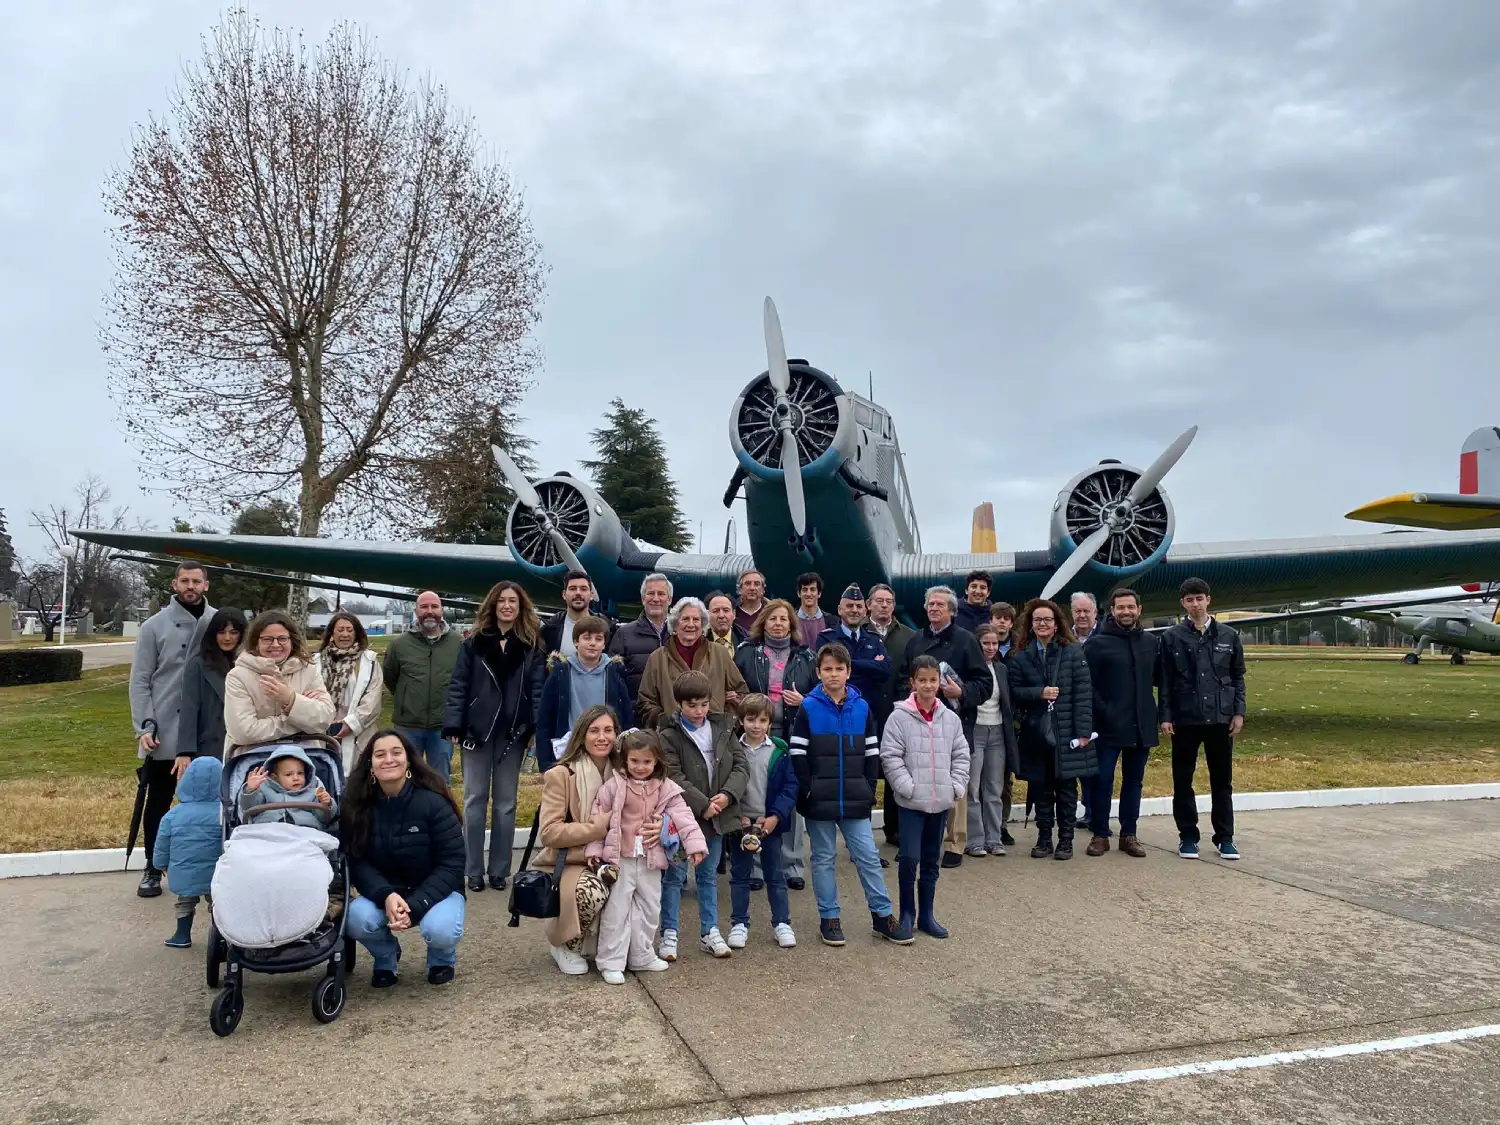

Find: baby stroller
<box><xmin>205</xmin><ymin>734</ymin><xmax>354</xmax><ymax>1037</ymax></box>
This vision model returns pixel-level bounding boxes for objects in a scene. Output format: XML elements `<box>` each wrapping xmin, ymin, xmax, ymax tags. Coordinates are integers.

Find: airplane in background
<box><xmin>1346</xmin><ymin>427</ymin><xmax>1500</xmax><ymax>534</ymax></box>
<box><xmin>1182</xmin><ymin>589</ymin><xmax>1500</xmax><ymax>665</ymax></box>
<box><xmin>74</xmin><ymin>299</ymin><xmax>1500</xmax><ymax>621</ymax></box>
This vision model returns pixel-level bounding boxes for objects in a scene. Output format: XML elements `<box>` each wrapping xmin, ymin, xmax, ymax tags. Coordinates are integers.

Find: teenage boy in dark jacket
<box><xmin>1082</xmin><ymin>588</ymin><xmax>1158</xmax><ymax>859</ymax></box>
<box><xmin>1156</xmin><ymin>577</ymin><xmax>1246</xmax><ymax>861</ymax></box>
<box><xmin>790</xmin><ymin>643</ymin><xmax>912</xmax><ymax>948</ymax></box>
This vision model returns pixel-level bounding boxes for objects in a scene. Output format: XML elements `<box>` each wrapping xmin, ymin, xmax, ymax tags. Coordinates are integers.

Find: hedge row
<box><xmin>0</xmin><ymin>648</ymin><xmax>84</xmax><ymax>687</ymax></box>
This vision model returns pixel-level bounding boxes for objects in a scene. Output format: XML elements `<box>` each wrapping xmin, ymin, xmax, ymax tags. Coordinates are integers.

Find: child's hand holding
<box><xmin>705</xmin><ymin>793</ymin><xmax>729</xmax><ymax>818</ymax></box>
<box><xmin>316</xmin><ymin>784</ymin><xmax>332</xmax><ymax>808</ymax></box>
<box><xmin>739</xmin><ymin>816</ymin><xmax>751</xmax><ymax>827</ymax></box>
<box><xmin>687</xmin><ymin>849</ymin><xmax>708</xmax><ymax>867</ymax></box>
<box><xmin>758</xmin><ymin>814</ymin><xmax>779</xmax><ymax>835</ymax></box>
<box><xmin>245</xmin><ymin>766</ymin><xmax>267</xmax><ymax>792</ymax></box>
<box><xmin>585</xmin><ymin>857</ymin><xmax>603</xmax><ymax>871</ymax></box>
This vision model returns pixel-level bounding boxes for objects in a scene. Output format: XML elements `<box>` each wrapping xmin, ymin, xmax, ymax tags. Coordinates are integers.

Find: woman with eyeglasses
<box><xmin>224</xmin><ymin>610</ymin><xmax>337</xmax><ymax>757</ymax></box>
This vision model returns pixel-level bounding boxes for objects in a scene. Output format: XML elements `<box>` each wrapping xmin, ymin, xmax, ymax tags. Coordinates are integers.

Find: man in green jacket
<box><xmin>866</xmin><ymin>584</ymin><xmax>916</xmax><ymax>847</ymax></box>
<box><xmin>382</xmin><ymin>591</ymin><xmax>463</xmax><ymax>783</ymax></box>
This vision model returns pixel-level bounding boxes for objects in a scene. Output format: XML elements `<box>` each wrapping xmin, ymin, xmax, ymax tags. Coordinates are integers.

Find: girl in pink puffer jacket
<box><xmin>585</xmin><ymin>730</ymin><xmax>707</xmax><ymax>983</ymax></box>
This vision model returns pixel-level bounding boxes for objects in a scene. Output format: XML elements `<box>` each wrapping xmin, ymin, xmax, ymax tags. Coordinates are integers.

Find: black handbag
<box><xmin>506</xmin><ymin>799</ymin><xmax>569</xmax><ymax>928</ymax></box>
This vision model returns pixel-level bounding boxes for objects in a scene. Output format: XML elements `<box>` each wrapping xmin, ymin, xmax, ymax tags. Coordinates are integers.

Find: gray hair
<box><xmin>667</xmin><ymin>596</ymin><xmax>707</xmax><ymax>633</ymax></box>
<box><xmin>868</xmin><ymin>583</ymin><xmax>895</xmax><ymax>600</ymax></box>
<box><xmin>1070</xmin><ymin>591</ymin><xmax>1097</xmax><ymax>610</ymax></box>
<box><xmin>923</xmin><ymin>585</ymin><xmax>958</xmax><ymax>614</ymax></box>
<box><xmin>640</xmin><ymin>572</ymin><xmax>674</xmax><ymax>599</ymax></box>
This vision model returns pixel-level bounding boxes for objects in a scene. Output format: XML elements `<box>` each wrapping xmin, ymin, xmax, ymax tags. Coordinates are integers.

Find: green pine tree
<box><xmin>417</xmin><ymin>406</ymin><xmax>537</xmax><ymax>544</ymax></box>
<box><xmin>583</xmin><ymin>398</ymin><xmax>691</xmax><ymax>552</ymax></box>
<box><xmin>0</xmin><ymin>508</ymin><xmax>15</xmax><ymax>598</ymax></box>
<box><xmin>213</xmin><ymin>501</ymin><xmax>299</xmax><ymax>613</ymax></box>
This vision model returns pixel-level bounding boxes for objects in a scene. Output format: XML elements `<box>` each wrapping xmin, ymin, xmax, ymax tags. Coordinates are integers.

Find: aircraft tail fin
<box><xmin>970</xmin><ymin>502</ymin><xmax>997</xmax><ymax>554</ymax></box>
<box><xmin>1460</xmin><ymin>428</ymin><xmax>1500</xmax><ymax>590</ymax></box>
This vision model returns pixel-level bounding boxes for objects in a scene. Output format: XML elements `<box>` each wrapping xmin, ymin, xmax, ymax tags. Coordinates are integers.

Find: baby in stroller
<box><xmin>238</xmin><ymin>745</ymin><xmax>338</xmax><ymax>832</ymax></box>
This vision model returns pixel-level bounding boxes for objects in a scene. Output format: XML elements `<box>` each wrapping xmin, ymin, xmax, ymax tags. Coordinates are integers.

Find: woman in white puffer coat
<box><xmin>879</xmin><ymin>653</ymin><xmax>970</xmax><ymax>940</ymax></box>
<box><xmin>224</xmin><ymin>610</ymin><xmax>337</xmax><ymax>759</ymax></box>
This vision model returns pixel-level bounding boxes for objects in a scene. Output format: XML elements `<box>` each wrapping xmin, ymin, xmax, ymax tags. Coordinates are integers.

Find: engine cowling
<box><xmin>505</xmin><ymin>473</ymin><xmax>625</xmax><ymax>578</ymax></box>
<box><xmin>728</xmin><ymin>361</ymin><xmax>853</xmax><ymax>481</ymax></box>
<box><xmin>1048</xmin><ymin>459</ymin><xmax>1176</xmax><ymax>587</ymax></box>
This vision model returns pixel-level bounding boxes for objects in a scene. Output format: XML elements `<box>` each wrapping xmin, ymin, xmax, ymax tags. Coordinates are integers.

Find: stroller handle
<box><xmin>246</xmin><ymin>801</ymin><xmax>331</xmax><ymax>813</ymax></box>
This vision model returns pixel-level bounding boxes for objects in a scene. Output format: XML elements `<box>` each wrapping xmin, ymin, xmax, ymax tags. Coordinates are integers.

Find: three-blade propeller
<box><xmin>764</xmin><ymin>296</ymin><xmax>808</xmax><ymax>538</ymax></box>
<box><xmin>1039</xmin><ymin>426</ymin><xmax>1198</xmax><ymax>602</ymax></box>
<box><xmin>491</xmin><ymin>444</ymin><xmax>587</xmax><ymax>576</ymax></box>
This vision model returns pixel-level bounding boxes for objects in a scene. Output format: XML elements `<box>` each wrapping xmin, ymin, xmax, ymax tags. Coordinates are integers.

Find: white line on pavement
<box><xmin>682</xmin><ymin>1023</ymin><xmax>1500</xmax><ymax>1125</ymax></box>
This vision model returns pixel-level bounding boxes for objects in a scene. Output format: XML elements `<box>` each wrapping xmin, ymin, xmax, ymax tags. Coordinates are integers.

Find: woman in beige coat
<box><xmin>312</xmin><ymin>611</ymin><xmax>384</xmax><ymax>773</ymax></box>
<box><xmin>635</xmin><ymin>598</ymin><xmax>748</xmax><ymax>728</ymax></box>
<box><xmin>224</xmin><ymin>610</ymin><xmax>337</xmax><ymax>757</ymax></box>
<box><xmin>533</xmin><ymin>704</ymin><xmax>644</xmax><ymax>976</ymax></box>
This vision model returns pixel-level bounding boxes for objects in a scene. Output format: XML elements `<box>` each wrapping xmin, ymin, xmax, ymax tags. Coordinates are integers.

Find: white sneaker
<box><xmin>600</xmin><ymin>969</ymin><xmax>625</xmax><ymax>985</ymax></box>
<box><xmin>659</xmin><ymin>929</ymin><xmax>678</xmax><ymax>962</ymax></box>
<box><xmin>629</xmin><ymin>957</ymin><xmax>670</xmax><ymax>972</ymax></box>
<box><xmin>699</xmin><ymin>927</ymin><xmax>732</xmax><ymax>958</ymax></box>
<box><xmin>550</xmin><ymin>944</ymin><xmax>589</xmax><ymax>976</ymax></box>
<box><xmin>773</xmin><ymin>922</ymin><xmax>797</xmax><ymax>948</ymax></box>
<box><xmin>727</xmin><ymin>922</ymin><xmax>749</xmax><ymax>949</ymax></box>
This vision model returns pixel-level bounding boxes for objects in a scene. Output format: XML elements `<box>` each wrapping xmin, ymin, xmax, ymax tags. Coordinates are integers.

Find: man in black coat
<box><xmin>1081</xmin><ymin>588</ymin><xmax>1158</xmax><ymax>859</ymax></box>
<box><xmin>897</xmin><ymin>586</ymin><xmax>992</xmax><ymax>867</ymax></box>
<box><xmin>540</xmin><ymin>571</ymin><xmax>613</xmax><ymax>656</ymax></box>
<box><xmin>607</xmin><ymin>573</ymin><xmax>673</xmax><ymax>700</ymax></box>
<box><xmin>1157</xmin><ymin>577</ymin><xmax>1246</xmax><ymax>861</ymax></box>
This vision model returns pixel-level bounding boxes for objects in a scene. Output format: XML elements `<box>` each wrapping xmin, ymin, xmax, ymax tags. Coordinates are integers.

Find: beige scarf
<box><xmin>573</xmin><ymin>754</ymin><xmax>609</xmax><ymax>819</ymax></box>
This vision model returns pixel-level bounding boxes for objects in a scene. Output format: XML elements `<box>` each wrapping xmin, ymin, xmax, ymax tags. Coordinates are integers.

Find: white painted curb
<box><xmin>2</xmin><ymin>782</ymin><xmax>1496</xmax><ymax>880</ymax></box>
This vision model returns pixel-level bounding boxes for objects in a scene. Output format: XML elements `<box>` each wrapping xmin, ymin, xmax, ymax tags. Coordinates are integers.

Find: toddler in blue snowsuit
<box><xmin>152</xmin><ymin>756</ymin><xmax>224</xmax><ymax>948</ymax></box>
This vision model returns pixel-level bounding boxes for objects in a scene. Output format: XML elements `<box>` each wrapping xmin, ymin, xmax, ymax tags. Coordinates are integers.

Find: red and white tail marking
<box><xmin>1460</xmin><ymin>428</ymin><xmax>1500</xmax><ymax>591</ymax></box>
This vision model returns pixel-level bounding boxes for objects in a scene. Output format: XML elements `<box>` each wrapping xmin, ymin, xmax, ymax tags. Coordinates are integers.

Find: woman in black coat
<box><xmin>177</xmin><ymin>608</ymin><xmax>246</xmax><ymax>761</ymax></box>
<box><xmin>1008</xmin><ymin>598</ymin><xmax>1094</xmax><ymax>860</ymax></box>
<box><xmin>732</xmin><ymin>599</ymin><xmax>817</xmax><ymax>739</ymax></box>
<box><xmin>442</xmin><ymin>580</ymin><xmax>545</xmax><ymax>895</ymax></box>
<box><xmin>341</xmin><ymin>730</ymin><xmax>467</xmax><ymax>987</ymax></box>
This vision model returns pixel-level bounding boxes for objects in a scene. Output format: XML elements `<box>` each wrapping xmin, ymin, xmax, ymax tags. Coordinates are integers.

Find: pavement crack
<box><xmin>634</xmin><ymin>976</ymin><xmax>744</xmax><ymax>1121</ymax></box>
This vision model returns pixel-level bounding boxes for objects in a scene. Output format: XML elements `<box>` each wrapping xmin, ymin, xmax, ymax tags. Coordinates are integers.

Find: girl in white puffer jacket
<box><xmin>879</xmin><ymin>654</ymin><xmax>971</xmax><ymax>939</ymax></box>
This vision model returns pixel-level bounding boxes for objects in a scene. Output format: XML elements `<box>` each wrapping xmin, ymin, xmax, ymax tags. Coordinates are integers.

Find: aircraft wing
<box><xmin>1141</xmin><ymin>592</ymin><xmax>1485</xmax><ymax>632</ymax></box>
<box><xmin>72</xmin><ymin>529</ymin><xmax>538</xmax><ymax>602</ymax></box>
<box><xmin>1345</xmin><ymin>492</ymin><xmax>1500</xmax><ymax>531</ymax></box>
<box><xmin>895</xmin><ymin>527</ymin><xmax>1500</xmax><ymax>617</ymax></box>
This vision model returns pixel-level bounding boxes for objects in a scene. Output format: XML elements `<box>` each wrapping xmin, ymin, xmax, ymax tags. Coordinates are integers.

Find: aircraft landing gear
<box><xmin>1402</xmin><ymin>653</ymin><xmax>1420</xmax><ymax>665</ymax></box>
<box><xmin>1451</xmin><ymin>653</ymin><xmax>1467</xmax><ymax>665</ymax></box>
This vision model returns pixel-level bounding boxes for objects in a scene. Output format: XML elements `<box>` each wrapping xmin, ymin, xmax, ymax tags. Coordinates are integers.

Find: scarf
<box><xmin>574</xmin><ymin>754</ymin><xmax>608</xmax><ymax>821</ymax></box>
<box><xmin>673</xmin><ymin>637</ymin><xmax>702</xmax><ymax>668</ymax></box>
<box><xmin>319</xmin><ymin>644</ymin><xmax>362</xmax><ymax>708</ymax></box>
<box><xmin>761</xmin><ymin>633</ymin><xmax>792</xmax><ymax>709</ymax></box>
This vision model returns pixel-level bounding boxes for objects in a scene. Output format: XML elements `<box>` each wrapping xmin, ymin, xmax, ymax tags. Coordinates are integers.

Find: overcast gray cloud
<box><xmin>3</xmin><ymin>0</ymin><xmax>1498</xmax><ymax>565</ymax></box>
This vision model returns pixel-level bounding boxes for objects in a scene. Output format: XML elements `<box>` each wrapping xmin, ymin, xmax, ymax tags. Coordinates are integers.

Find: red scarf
<box><xmin>673</xmin><ymin>637</ymin><xmax>701</xmax><ymax>667</ymax></box>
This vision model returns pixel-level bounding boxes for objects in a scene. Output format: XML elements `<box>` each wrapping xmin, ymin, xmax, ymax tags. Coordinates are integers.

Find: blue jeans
<box><xmin>398</xmin><ymin>727</ymin><xmax>452</xmax><ymax>785</ymax></box>
<box><xmin>806</xmin><ymin>818</ymin><xmax>892</xmax><ymax>920</ymax></box>
<box><xmin>346</xmin><ymin>890</ymin><xmax>465</xmax><ymax>972</ymax></box>
<box><xmin>729</xmin><ymin>830</ymin><xmax>790</xmax><ymax>926</ymax></box>
<box><xmin>660</xmin><ymin>834</ymin><xmax>724</xmax><ymax>936</ymax></box>
<box><xmin>1090</xmin><ymin>746</ymin><xmax>1150</xmax><ymax>838</ymax></box>
<box><xmin>897</xmin><ymin>807</ymin><xmax>947</xmax><ymax>877</ymax></box>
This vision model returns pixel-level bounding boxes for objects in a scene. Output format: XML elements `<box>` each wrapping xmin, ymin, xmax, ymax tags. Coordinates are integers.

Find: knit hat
<box><xmin>840</xmin><ymin>583</ymin><xmax>864</xmax><ymax>602</ymax></box>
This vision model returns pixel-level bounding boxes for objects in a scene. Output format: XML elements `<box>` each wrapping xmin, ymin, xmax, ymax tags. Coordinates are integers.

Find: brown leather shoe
<box><xmin>1085</xmin><ymin>835</ymin><xmax>1110</xmax><ymax>856</ymax></box>
<box><xmin>1119</xmin><ymin>835</ymin><xmax>1147</xmax><ymax>858</ymax></box>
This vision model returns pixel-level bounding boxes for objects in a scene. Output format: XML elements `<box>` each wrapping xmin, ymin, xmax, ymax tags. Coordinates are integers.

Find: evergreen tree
<box><xmin>214</xmin><ymin>502</ymin><xmax>298</xmax><ymax>614</ymax></box>
<box><xmin>583</xmin><ymin>398</ymin><xmax>691</xmax><ymax>552</ymax></box>
<box><xmin>413</xmin><ymin>406</ymin><xmax>537</xmax><ymax>544</ymax></box>
<box><xmin>0</xmin><ymin>509</ymin><xmax>15</xmax><ymax>598</ymax></box>
<box><xmin>140</xmin><ymin>518</ymin><xmax>206</xmax><ymax>606</ymax></box>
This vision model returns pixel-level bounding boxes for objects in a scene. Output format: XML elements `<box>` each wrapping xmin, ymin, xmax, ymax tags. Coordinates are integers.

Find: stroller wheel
<box><xmin>313</xmin><ymin>974</ymin><xmax>346</xmax><ymax>1024</ymax></box>
<box><xmin>205</xmin><ymin>924</ymin><xmax>224</xmax><ymax>989</ymax></box>
<box><xmin>209</xmin><ymin>986</ymin><xmax>242</xmax><ymax>1038</ymax></box>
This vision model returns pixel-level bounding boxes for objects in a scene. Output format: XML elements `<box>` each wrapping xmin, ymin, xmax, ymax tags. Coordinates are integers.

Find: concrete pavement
<box><xmin>1</xmin><ymin>799</ymin><xmax>1496</xmax><ymax>1124</ymax></box>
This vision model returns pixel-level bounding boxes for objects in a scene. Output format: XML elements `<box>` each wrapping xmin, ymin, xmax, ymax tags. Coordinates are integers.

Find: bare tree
<box><xmin>29</xmin><ymin>474</ymin><xmax>138</xmax><ymax>624</ymax></box>
<box><xmin>101</xmin><ymin>10</ymin><xmax>547</xmax><ymax>620</ymax></box>
<box><xmin>15</xmin><ymin>563</ymin><xmax>63</xmax><ymax>641</ymax></box>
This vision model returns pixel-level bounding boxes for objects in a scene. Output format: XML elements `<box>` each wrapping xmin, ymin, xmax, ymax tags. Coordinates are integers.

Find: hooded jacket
<box><xmin>152</xmin><ymin>755</ymin><xmax>223</xmax><ymax>897</ymax></box>
<box><xmin>223</xmin><ymin>653</ymin><xmax>337</xmax><ymax>755</ymax></box>
<box><xmin>880</xmin><ymin>693</ymin><xmax>972</xmax><ymax>814</ymax></box>
<box><xmin>534</xmin><ymin>651</ymin><xmax>635</xmax><ymax>769</ymax></box>
<box><xmin>789</xmin><ymin>683</ymin><xmax>880</xmax><ymax>821</ymax></box>
<box><xmin>584</xmin><ymin>773</ymin><xmax>707</xmax><ymax>869</ymax></box>
<box><xmin>238</xmin><ymin>745</ymin><xmax>338</xmax><ymax>831</ymax></box>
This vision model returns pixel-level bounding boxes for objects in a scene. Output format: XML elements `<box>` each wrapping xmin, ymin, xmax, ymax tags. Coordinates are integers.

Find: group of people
<box><xmin>127</xmin><ymin>559</ymin><xmax>1248</xmax><ymax>987</ymax></box>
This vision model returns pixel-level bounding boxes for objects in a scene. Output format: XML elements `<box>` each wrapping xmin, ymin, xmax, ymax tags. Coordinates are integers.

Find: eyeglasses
<box><xmin>260</xmin><ymin>634</ymin><xmax>292</xmax><ymax>646</ymax></box>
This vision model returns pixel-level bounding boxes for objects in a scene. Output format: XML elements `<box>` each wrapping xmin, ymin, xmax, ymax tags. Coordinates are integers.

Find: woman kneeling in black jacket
<box><xmin>341</xmin><ymin>730</ymin><xmax>467</xmax><ymax>987</ymax></box>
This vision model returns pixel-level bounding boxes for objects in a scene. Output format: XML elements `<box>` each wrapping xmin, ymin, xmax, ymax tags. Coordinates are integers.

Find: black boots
<box><xmin>137</xmin><ymin>866</ymin><xmax>163</xmax><ymax>898</ymax></box>
<box><xmin>917</xmin><ymin>878</ymin><xmax>948</xmax><ymax>939</ymax></box>
<box><xmin>163</xmin><ymin>916</ymin><xmax>193</xmax><ymax>948</ymax></box>
<box><xmin>1031</xmin><ymin>832</ymin><xmax>1054</xmax><ymax>858</ymax></box>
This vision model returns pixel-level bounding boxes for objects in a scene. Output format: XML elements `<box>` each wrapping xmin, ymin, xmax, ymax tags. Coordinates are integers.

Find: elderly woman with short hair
<box><xmin>634</xmin><ymin>597</ymin><xmax>750</xmax><ymax>728</ymax></box>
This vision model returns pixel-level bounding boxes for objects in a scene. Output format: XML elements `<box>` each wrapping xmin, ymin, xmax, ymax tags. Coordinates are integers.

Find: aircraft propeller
<box><xmin>763</xmin><ymin>296</ymin><xmax>808</xmax><ymax>539</ymax></box>
<box><xmin>1040</xmin><ymin>425</ymin><xmax>1199</xmax><ymax>601</ymax></box>
<box><xmin>491</xmin><ymin>444</ymin><xmax>588</xmax><ymax>576</ymax></box>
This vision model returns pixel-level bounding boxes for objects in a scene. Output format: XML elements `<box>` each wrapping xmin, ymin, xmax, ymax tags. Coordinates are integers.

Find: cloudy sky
<box><xmin>3</xmin><ymin>0</ymin><xmax>1498</xmax><ymax>565</ymax></box>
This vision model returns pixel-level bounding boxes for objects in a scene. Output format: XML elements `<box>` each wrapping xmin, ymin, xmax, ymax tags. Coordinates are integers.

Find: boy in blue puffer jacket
<box><xmin>152</xmin><ymin>755</ymin><xmax>224</xmax><ymax>948</ymax></box>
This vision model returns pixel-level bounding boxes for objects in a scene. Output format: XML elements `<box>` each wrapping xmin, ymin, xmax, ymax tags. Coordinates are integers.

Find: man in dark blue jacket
<box><xmin>815</xmin><ymin>584</ymin><xmax>890</xmax><ymax>715</ymax></box>
<box><xmin>1157</xmin><ymin>577</ymin><xmax>1246</xmax><ymax>861</ymax></box>
<box><xmin>790</xmin><ymin>643</ymin><xmax>912</xmax><ymax>949</ymax></box>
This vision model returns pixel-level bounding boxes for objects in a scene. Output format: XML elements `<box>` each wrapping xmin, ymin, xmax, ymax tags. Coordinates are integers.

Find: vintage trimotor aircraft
<box><xmin>74</xmin><ymin>299</ymin><xmax>1500</xmax><ymax>620</ymax></box>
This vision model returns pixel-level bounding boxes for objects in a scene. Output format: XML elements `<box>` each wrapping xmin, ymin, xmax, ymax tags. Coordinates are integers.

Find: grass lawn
<box><xmin>1</xmin><ymin>652</ymin><xmax>1496</xmax><ymax>853</ymax></box>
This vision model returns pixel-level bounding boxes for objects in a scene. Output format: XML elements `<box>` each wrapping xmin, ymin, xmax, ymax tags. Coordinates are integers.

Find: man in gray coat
<box><xmin>129</xmin><ymin>563</ymin><xmax>214</xmax><ymax>897</ymax></box>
